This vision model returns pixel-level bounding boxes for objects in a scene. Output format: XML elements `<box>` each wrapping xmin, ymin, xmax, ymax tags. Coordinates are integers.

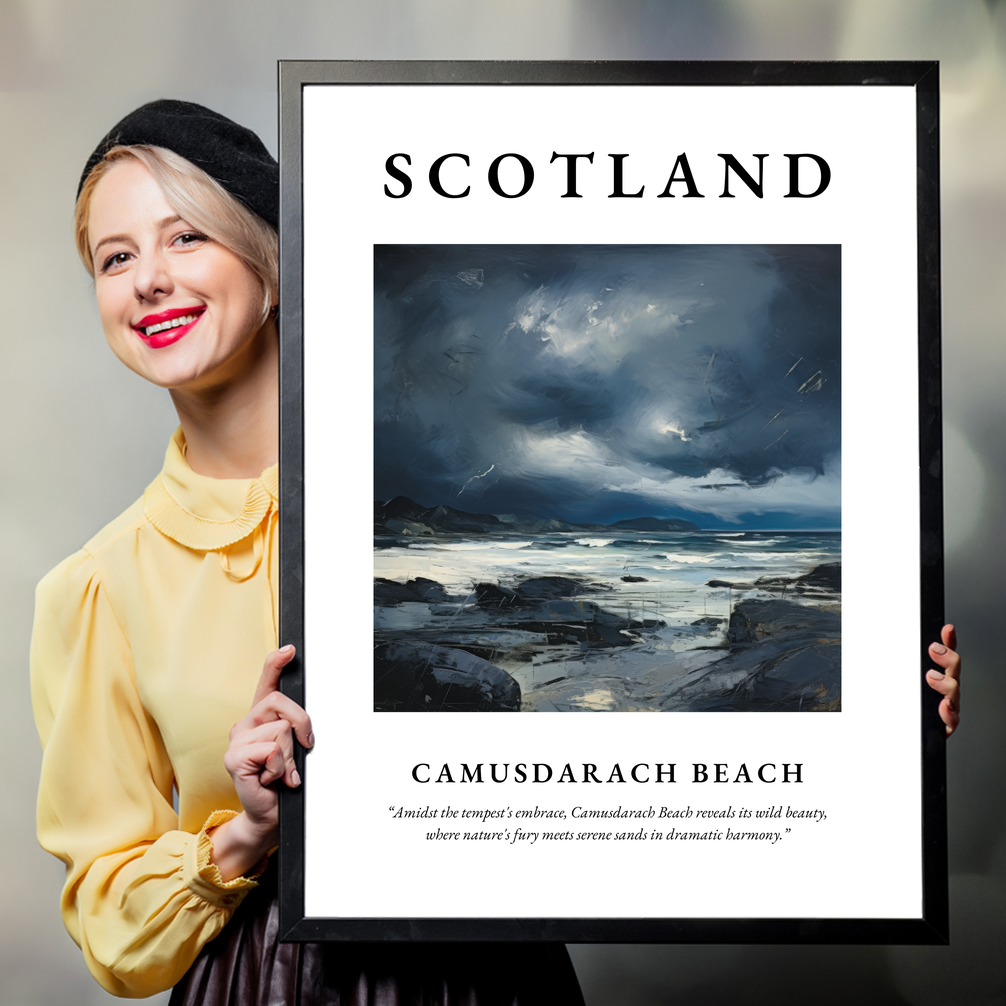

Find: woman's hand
<box><xmin>926</xmin><ymin>624</ymin><xmax>961</xmax><ymax>737</ymax></box>
<box><xmin>209</xmin><ymin>645</ymin><xmax>314</xmax><ymax>881</ymax></box>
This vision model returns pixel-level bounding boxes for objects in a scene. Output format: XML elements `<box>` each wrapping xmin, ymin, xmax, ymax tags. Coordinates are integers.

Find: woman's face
<box><xmin>87</xmin><ymin>158</ymin><xmax>270</xmax><ymax>393</ymax></box>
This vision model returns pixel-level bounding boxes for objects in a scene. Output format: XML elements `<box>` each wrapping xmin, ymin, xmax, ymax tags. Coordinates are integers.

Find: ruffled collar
<box><xmin>143</xmin><ymin>428</ymin><xmax>278</xmax><ymax>551</ymax></box>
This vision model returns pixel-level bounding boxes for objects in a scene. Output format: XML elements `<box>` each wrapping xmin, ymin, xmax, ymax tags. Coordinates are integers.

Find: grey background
<box><xmin>1</xmin><ymin>2</ymin><xmax>1002</xmax><ymax>1003</ymax></box>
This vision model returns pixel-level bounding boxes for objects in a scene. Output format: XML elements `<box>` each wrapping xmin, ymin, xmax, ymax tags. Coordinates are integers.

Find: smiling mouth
<box><xmin>134</xmin><ymin>307</ymin><xmax>206</xmax><ymax>338</ymax></box>
<box><xmin>142</xmin><ymin>313</ymin><xmax>199</xmax><ymax>337</ymax></box>
<box><xmin>131</xmin><ymin>307</ymin><xmax>207</xmax><ymax>349</ymax></box>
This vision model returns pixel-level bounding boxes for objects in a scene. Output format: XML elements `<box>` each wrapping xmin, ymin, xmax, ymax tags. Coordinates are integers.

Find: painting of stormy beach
<box><xmin>374</xmin><ymin>245</ymin><xmax>841</xmax><ymax>713</ymax></box>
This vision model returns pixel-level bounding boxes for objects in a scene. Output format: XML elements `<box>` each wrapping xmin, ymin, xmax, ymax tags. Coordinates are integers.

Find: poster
<box><xmin>278</xmin><ymin>62</ymin><xmax>945</xmax><ymax>942</ymax></box>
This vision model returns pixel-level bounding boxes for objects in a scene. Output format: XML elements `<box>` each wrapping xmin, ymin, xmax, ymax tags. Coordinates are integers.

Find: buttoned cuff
<box><xmin>182</xmin><ymin>810</ymin><xmax>269</xmax><ymax>909</ymax></box>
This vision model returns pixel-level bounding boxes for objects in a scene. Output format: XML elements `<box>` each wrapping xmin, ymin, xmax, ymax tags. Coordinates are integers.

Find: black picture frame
<box><xmin>277</xmin><ymin>60</ymin><xmax>945</xmax><ymax>944</ymax></box>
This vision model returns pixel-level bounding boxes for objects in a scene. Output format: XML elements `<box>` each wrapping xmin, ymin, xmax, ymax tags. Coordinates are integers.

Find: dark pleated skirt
<box><xmin>169</xmin><ymin>869</ymin><xmax>585</xmax><ymax>1006</ymax></box>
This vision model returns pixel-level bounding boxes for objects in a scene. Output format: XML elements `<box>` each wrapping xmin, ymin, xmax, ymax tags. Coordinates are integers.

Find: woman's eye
<box><xmin>101</xmin><ymin>251</ymin><xmax>132</xmax><ymax>273</ymax></box>
<box><xmin>173</xmin><ymin>231</ymin><xmax>208</xmax><ymax>248</ymax></box>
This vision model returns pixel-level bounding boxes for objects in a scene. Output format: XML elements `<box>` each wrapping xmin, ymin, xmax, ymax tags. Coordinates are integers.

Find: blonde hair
<box><xmin>75</xmin><ymin>145</ymin><xmax>278</xmax><ymax>322</ymax></box>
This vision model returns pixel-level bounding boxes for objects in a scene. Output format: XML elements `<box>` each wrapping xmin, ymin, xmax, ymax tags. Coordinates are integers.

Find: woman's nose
<box><xmin>133</xmin><ymin>249</ymin><xmax>173</xmax><ymax>302</ymax></box>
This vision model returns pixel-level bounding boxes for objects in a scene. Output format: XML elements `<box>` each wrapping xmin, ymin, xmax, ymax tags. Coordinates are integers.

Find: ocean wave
<box><xmin>575</xmin><ymin>538</ymin><xmax>615</xmax><ymax>547</ymax></box>
<box><xmin>405</xmin><ymin>541</ymin><xmax>486</xmax><ymax>551</ymax></box>
<box><xmin>654</xmin><ymin>553</ymin><xmax>720</xmax><ymax>564</ymax></box>
<box><xmin>718</xmin><ymin>551</ymin><xmax>801</xmax><ymax>562</ymax></box>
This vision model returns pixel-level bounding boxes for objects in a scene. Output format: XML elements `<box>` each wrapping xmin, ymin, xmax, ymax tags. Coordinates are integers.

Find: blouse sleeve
<box><xmin>30</xmin><ymin>549</ymin><xmax>262</xmax><ymax>998</ymax></box>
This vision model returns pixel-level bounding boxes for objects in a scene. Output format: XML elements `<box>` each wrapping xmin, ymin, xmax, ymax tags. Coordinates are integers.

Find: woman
<box><xmin>32</xmin><ymin>99</ymin><xmax>962</xmax><ymax>1003</ymax></box>
<box><xmin>31</xmin><ymin>99</ymin><xmax>586</xmax><ymax>1003</ymax></box>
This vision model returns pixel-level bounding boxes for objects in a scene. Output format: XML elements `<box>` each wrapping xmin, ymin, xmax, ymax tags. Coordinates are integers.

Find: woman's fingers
<box><xmin>927</xmin><ymin>623</ymin><xmax>961</xmax><ymax>737</ymax></box>
<box><xmin>926</xmin><ymin>684</ymin><xmax>961</xmax><ymax>736</ymax></box>
<box><xmin>926</xmin><ymin>667</ymin><xmax>959</xmax><ymax>704</ymax></box>
<box><xmin>230</xmin><ymin>719</ymin><xmax>302</xmax><ymax>788</ymax></box>
<box><xmin>252</xmin><ymin>644</ymin><xmax>296</xmax><ymax>706</ymax></box>
<box><xmin>218</xmin><ymin>647</ymin><xmax>309</xmax><ymax>845</ymax></box>
<box><xmin>224</xmin><ymin>738</ymin><xmax>287</xmax><ymax>788</ymax></box>
<box><xmin>243</xmin><ymin>644</ymin><xmax>314</xmax><ymax>749</ymax></box>
<box><xmin>223</xmin><ymin>644</ymin><xmax>311</xmax><ymax>816</ymax></box>
<box><xmin>928</xmin><ymin>632</ymin><xmax>961</xmax><ymax>682</ymax></box>
<box><xmin>255</xmin><ymin>691</ymin><xmax>313</xmax><ymax>749</ymax></box>
<box><xmin>258</xmin><ymin>741</ymin><xmax>289</xmax><ymax>788</ymax></box>
<box><xmin>941</xmin><ymin>623</ymin><xmax>958</xmax><ymax>654</ymax></box>
<box><xmin>232</xmin><ymin>689</ymin><xmax>314</xmax><ymax>750</ymax></box>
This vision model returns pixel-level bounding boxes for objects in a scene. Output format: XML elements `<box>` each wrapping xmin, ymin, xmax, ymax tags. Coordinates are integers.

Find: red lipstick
<box><xmin>132</xmin><ymin>306</ymin><xmax>205</xmax><ymax>349</ymax></box>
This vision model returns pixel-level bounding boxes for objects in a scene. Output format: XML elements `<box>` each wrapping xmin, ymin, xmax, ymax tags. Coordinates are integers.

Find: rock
<box><xmin>621</xmin><ymin>575</ymin><xmax>649</xmax><ymax>583</ymax></box>
<box><xmin>374</xmin><ymin>577</ymin><xmax>451</xmax><ymax>606</ymax></box>
<box><xmin>374</xmin><ymin>578</ymin><xmax>419</xmax><ymax>604</ymax></box>
<box><xmin>690</xmin><ymin>616</ymin><xmax>724</xmax><ymax>626</ymax></box>
<box><xmin>727</xmin><ymin>598</ymin><xmax>839</xmax><ymax>647</ymax></box>
<box><xmin>711</xmin><ymin>562</ymin><xmax>842</xmax><ymax>596</ymax></box>
<box><xmin>471</xmin><ymin>576</ymin><xmax>606</xmax><ymax>609</ymax></box>
<box><xmin>496</xmin><ymin>600</ymin><xmax>661</xmax><ymax>647</ymax></box>
<box><xmin>474</xmin><ymin>582</ymin><xmax>521</xmax><ymax>609</ymax></box>
<box><xmin>515</xmin><ymin>576</ymin><xmax>603</xmax><ymax>601</ymax></box>
<box><xmin>374</xmin><ymin>641</ymin><xmax>521</xmax><ymax>711</ymax></box>
<box><xmin>659</xmin><ymin>598</ymin><xmax>841</xmax><ymax>712</ymax></box>
<box><xmin>796</xmin><ymin>562</ymin><xmax>841</xmax><ymax>592</ymax></box>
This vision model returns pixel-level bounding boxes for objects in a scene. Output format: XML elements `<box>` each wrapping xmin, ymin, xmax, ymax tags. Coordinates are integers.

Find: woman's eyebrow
<box><xmin>92</xmin><ymin>232</ymin><xmax>133</xmax><ymax>256</ymax></box>
<box><xmin>92</xmin><ymin>216</ymin><xmax>185</xmax><ymax>257</ymax></box>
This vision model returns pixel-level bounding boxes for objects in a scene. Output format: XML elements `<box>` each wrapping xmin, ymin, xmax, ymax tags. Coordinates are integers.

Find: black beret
<box><xmin>78</xmin><ymin>99</ymin><xmax>278</xmax><ymax>228</ymax></box>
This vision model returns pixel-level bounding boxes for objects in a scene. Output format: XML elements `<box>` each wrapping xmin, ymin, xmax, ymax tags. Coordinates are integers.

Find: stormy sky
<box><xmin>374</xmin><ymin>244</ymin><xmax>840</xmax><ymax>529</ymax></box>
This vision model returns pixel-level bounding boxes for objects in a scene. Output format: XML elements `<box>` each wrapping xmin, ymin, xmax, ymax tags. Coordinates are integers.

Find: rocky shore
<box><xmin>373</xmin><ymin>563</ymin><xmax>841</xmax><ymax>713</ymax></box>
<box><xmin>654</xmin><ymin>596</ymin><xmax>841</xmax><ymax>712</ymax></box>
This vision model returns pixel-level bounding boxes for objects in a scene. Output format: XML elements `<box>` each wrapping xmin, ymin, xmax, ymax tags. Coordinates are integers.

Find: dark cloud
<box><xmin>374</xmin><ymin>244</ymin><xmax>840</xmax><ymax>528</ymax></box>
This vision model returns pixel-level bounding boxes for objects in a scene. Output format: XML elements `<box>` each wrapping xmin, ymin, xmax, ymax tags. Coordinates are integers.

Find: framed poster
<box><xmin>277</xmin><ymin>61</ymin><xmax>946</xmax><ymax>943</ymax></box>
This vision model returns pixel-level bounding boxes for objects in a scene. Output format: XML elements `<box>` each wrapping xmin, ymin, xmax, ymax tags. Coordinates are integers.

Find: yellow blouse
<box><xmin>31</xmin><ymin>428</ymin><xmax>279</xmax><ymax>998</ymax></box>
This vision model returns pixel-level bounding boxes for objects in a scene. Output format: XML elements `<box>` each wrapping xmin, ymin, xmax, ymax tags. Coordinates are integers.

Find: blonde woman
<box><xmin>32</xmin><ymin>100</ymin><xmax>586</xmax><ymax>1004</ymax></box>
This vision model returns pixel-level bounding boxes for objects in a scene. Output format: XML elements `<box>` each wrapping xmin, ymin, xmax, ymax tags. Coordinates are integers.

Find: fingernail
<box><xmin>928</xmin><ymin>670</ymin><xmax>944</xmax><ymax>680</ymax></box>
<box><xmin>306</xmin><ymin>732</ymin><xmax>315</xmax><ymax>748</ymax></box>
<box><xmin>280</xmin><ymin>644</ymin><xmax>295</xmax><ymax>654</ymax></box>
<box><xmin>292</xmin><ymin>768</ymin><xmax>301</xmax><ymax>787</ymax></box>
<box><xmin>931</xmin><ymin>643</ymin><xmax>947</xmax><ymax>655</ymax></box>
